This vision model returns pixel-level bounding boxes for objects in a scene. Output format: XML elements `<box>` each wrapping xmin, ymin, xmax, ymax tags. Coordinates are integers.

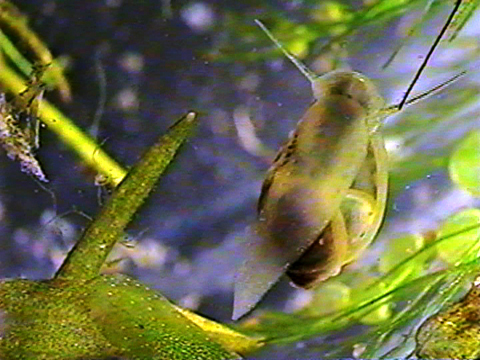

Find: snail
<box><xmin>233</xmin><ymin>2</ymin><xmax>463</xmax><ymax>321</ymax></box>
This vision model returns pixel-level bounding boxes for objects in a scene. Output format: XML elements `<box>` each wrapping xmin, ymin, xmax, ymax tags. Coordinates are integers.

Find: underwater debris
<box><xmin>0</xmin><ymin>63</ymin><xmax>48</xmax><ymax>181</ymax></box>
<box><xmin>0</xmin><ymin>90</ymin><xmax>47</xmax><ymax>182</ymax></box>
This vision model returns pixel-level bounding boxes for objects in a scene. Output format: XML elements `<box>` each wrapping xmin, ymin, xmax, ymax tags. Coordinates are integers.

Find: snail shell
<box><xmin>233</xmin><ymin>71</ymin><xmax>388</xmax><ymax>320</ymax></box>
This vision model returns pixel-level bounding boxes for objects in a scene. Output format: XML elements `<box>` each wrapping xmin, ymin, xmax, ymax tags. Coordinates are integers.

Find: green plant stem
<box><xmin>0</xmin><ymin>57</ymin><xmax>127</xmax><ymax>186</ymax></box>
<box><xmin>0</xmin><ymin>1</ymin><xmax>71</xmax><ymax>101</ymax></box>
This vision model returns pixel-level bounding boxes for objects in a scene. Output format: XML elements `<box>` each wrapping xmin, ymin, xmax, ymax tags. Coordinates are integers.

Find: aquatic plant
<box><xmin>0</xmin><ymin>0</ymin><xmax>478</xmax><ymax>359</ymax></box>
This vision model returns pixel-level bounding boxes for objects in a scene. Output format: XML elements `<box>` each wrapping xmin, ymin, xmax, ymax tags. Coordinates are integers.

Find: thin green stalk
<box><xmin>0</xmin><ymin>56</ymin><xmax>127</xmax><ymax>186</ymax></box>
<box><xmin>0</xmin><ymin>1</ymin><xmax>71</xmax><ymax>101</ymax></box>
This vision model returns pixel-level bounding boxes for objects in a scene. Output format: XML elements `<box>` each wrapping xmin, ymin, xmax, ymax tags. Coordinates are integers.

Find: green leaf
<box><xmin>88</xmin><ymin>275</ymin><xmax>241</xmax><ymax>359</ymax></box>
<box><xmin>0</xmin><ymin>275</ymin><xmax>241</xmax><ymax>359</ymax></box>
<box><xmin>435</xmin><ymin>208</ymin><xmax>480</xmax><ymax>264</ymax></box>
<box><xmin>55</xmin><ymin>112</ymin><xmax>198</xmax><ymax>282</ymax></box>
<box><xmin>379</xmin><ymin>233</ymin><xmax>426</xmax><ymax>278</ymax></box>
<box><xmin>447</xmin><ymin>0</ymin><xmax>480</xmax><ymax>41</ymax></box>
<box><xmin>0</xmin><ymin>279</ymin><xmax>115</xmax><ymax>359</ymax></box>
<box><xmin>449</xmin><ymin>131</ymin><xmax>480</xmax><ymax>196</ymax></box>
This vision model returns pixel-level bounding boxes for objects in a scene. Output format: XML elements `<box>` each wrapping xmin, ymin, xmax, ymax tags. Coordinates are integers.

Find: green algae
<box><xmin>0</xmin><ymin>275</ymin><xmax>240</xmax><ymax>359</ymax></box>
<box><xmin>416</xmin><ymin>282</ymin><xmax>480</xmax><ymax>359</ymax></box>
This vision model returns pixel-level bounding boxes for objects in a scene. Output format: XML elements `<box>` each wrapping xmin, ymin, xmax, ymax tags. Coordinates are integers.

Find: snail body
<box><xmin>233</xmin><ymin>12</ymin><xmax>462</xmax><ymax>320</ymax></box>
<box><xmin>233</xmin><ymin>69</ymin><xmax>388</xmax><ymax>320</ymax></box>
